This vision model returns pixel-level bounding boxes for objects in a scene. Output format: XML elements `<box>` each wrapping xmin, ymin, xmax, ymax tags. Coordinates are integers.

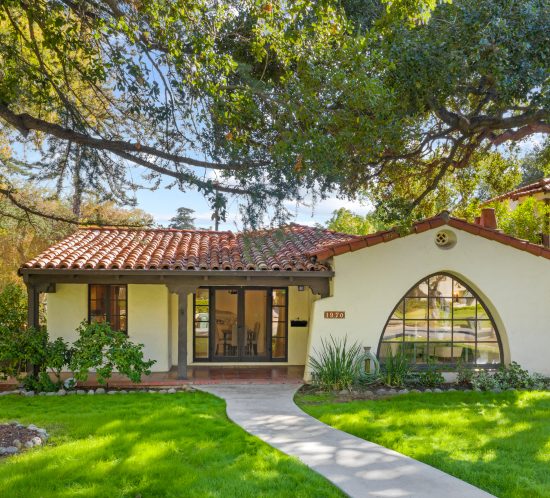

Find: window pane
<box><xmin>244</xmin><ymin>290</ymin><xmax>267</xmax><ymax>357</ymax></box>
<box><xmin>477</xmin><ymin>320</ymin><xmax>498</xmax><ymax>341</ymax></box>
<box><xmin>428</xmin><ymin>275</ymin><xmax>453</xmax><ymax>297</ymax></box>
<box><xmin>429</xmin><ymin>320</ymin><xmax>452</xmax><ymax>341</ymax></box>
<box><xmin>404</xmin><ymin>320</ymin><xmax>427</xmax><ymax>340</ymax></box>
<box><xmin>391</xmin><ymin>301</ymin><xmax>404</xmax><ymax>319</ymax></box>
<box><xmin>195</xmin><ymin>337</ymin><xmax>209</xmax><ymax>359</ymax></box>
<box><xmin>453</xmin><ymin>280</ymin><xmax>473</xmax><ymax>299</ymax></box>
<box><xmin>382</xmin><ymin>320</ymin><xmax>403</xmax><ymax>341</ymax></box>
<box><xmin>272</xmin><ymin>306</ymin><xmax>287</xmax><ymax>322</ymax></box>
<box><xmin>429</xmin><ymin>342</ymin><xmax>455</xmax><ymax>363</ymax></box>
<box><xmin>453</xmin><ymin>319</ymin><xmax>476</xmax><ymax>341</ymax></box>
<box><xmin>272</xmin><ymin>289</ymin><xmax>287</xmax><ymax>306</ymax></box>
<box><xmin>476</xmin><ymin>303</ymin><xmax>489</xmax><ymax>320</ymax></box>
<box><xmin>402</xmin><ymin>342</ymin><xmax>427</xmax><ymax>364</ymax></box>
<box><xmin>453</xmin><ymin>298</ymin><xmax>477</xmax><ymax>320</ymax></box>
<box><xmin>454</xmin><ymin>343</ymin><xmax>476</xmax><ymax>364</ymax></box>
<box><xmin>404</xmin><ymin>298</ymin><xmax>428</xmax><ymax>319</ymax></box>
<box><xmin>271</xmin><ymin>337</ymin><xmax>286</xmax><ymax>359</ymax></box>
<box><xmin>407</xmin><ymin>279</ymin><xmax>429</xmax><ymax>298</ymax></box>
<box><xmin>429</xmin><ymin>297</ymin><xmax>452</xmax><ymax>319</ymax></box>
<box><xmin>476</xmin><ymin>343</ymin><xmax>501</xmax><ymax>365</ymax></box>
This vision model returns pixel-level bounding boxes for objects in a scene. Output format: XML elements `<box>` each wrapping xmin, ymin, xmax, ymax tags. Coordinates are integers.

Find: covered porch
<box><xmin>20</xmin><ymin>268</ymin><xmax>331</xmax><ymax>380</ymax></box>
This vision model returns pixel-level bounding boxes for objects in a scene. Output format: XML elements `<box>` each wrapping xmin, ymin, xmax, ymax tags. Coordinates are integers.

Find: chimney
<box><xmin>480</xmin><ymin>208</ymin><xmax>497</xmax><ymax>229</ymax></box>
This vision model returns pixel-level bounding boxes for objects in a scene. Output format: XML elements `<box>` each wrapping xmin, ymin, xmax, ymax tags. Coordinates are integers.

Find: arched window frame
<box><xmin>377</xmin><ymin>272</ymin><xmax>504</xmax><ymax>369</ymax></box>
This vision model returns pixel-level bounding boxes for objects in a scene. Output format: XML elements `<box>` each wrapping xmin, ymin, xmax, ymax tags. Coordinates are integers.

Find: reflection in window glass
<box><xmin>272</xmin><ymin>289</ymin><xmax>287</xmax><ymax>359</ymax></box>
<box><xmin>378</xmin><ymin>274</ymin><xmax>502</xmax><ymax>367</ymax></box>
<box><xmin>89</xmin><ymin>284</ymin><xmax>127</xmax><ymax>333</ymax></box>
<box><xmin>194</xmin><ymin>288</ymin><xmax>210</xmax><ymax>359</ymax></box>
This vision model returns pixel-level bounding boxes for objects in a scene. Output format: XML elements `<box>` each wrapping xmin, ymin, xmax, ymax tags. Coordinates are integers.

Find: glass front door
<box><xmin>211</xmin><ymin>288</ymin><xmax>269</xmax><ymax>361</ymax></box>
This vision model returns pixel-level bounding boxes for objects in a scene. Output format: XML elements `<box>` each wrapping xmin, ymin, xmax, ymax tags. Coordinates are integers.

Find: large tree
<box><xmin>0</xmin><ymin>0</ymin><xmax>547</xmax><ymax>226</ymax></box>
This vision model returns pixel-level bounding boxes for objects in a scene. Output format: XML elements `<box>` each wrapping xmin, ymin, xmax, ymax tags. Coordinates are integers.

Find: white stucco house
<box><xmin>19</xmin><ymin>209</ymin><xmax>550</xmax><ymax>380</ymax></box>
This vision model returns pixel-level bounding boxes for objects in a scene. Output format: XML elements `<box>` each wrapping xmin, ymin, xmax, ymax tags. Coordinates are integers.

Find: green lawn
<box><xmin>0</xmin><ymin>392</ymin><xmax>342</xmax><ymax>498</ymax></box>
<box><xmin>296</xmin><ymin>390</ymin><xmax>550</xmax><ymax>498</ymax></box>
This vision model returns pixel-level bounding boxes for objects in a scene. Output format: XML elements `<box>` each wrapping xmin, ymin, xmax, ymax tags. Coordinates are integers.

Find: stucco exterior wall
<box><xmin>307</xmin><ymin>227</ymin><xmax>550</xmax><ymax>378</ymax></box>
<box><xmin>46</xmin><ymin>284</ymin><xmax>88</xmax><ymax>343</ymax></box>
<box><xmin>127</xmin><ymin>284</ymin><xmax>170</xmax><ymax>372</ymax></box>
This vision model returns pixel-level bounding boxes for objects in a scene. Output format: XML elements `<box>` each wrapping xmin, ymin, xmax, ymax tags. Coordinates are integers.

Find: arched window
<box><xmin>378</xmin><ymin>273</ymin><xmax>503</xmax><ymax>367</ymax></box>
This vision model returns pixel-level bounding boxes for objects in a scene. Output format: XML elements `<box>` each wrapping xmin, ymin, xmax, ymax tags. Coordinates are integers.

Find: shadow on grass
<box><xmin>297</xmin><ymin>390</ymin><xmax>550</xmax><ymax>498</ymax></box>
<box><xmin>0</xmin><ymin>392</ymin><xmax>343</xmax><ymax>498</ymax></box>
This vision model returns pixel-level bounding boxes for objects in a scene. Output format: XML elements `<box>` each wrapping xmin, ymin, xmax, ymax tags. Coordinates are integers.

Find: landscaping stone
<box><xmin>107</xmin><ymin>390</ymin><xmax>117</xmax><ymax>395</ymax></box>
<box><xmin>38</xmin><ymin>392</ymin><xmax>46</xmax><ymax>396</ymax></box>
<box><xmin>23</xmin><ymin>390</ymin><xmax>35</xmax><ymax>397</ymax></box>
<box><xmin>167</xmin><ymin>388</ymin><xmax>177</xmax><ymax>394</ymax></box>
<box><xmin>447</xmin><ymin>388</ymin><xmax>457</xmax><ymax>392</ymax></box>
<box><xmin>492</xmin><ymin>388</ymin><xmax>502</xmax><ymax>393</ymax></box>
<box><xmin>12</xmin><ymin>439</ymin><xmax>21</xmax><ymax>449</ymax></box>
<box><xmin>95</xmin><ymin>388</ymin><xmax>106</xmax><ymax>394</ymax></box>
<box><xmin>399</xmin><ymin>389</ymin><xmax>409</xmax><ymax>394</ymax></box>
<box><xmin>45</xmin><ymin>392</ymin><xmax>56</xmax><ymax>396</ymax></box>
<box><xmin>119</xmin><ymin>390</ymin><xmax>128</xmax><ymax>394</ymax></box>
<box><xmin>411</xmin><ymin>389</ymin><xmax>421</xmax><ymax>393</ymax></box>
<box><xmin>57</xmin><ymin>389</ymin><xmax>66</xmax><ymax>396</ymax></box>
<box><xmin>376</xmin><ymin>389</ymin><xmax>387</xmax><ymax>394</ymax></box>
<box><xmin>67</xmin><ymin>390</ymin><xmax>77</xmax><ymax>395</ymax></box>
<box><xmin>76</xmin><ymin>390</ymin><xmax>87</xmax><ymax>395</ymax></box>
<box><xmin>423</xmin><ymin>388</ymin><xmax>432</xmax><ymax>392</ymax></box>
<box><xmin>1</xmin><ymin>446</ymin><xmax>18</xmax><ymax>455</ymax></box>
<box><xmin>24</xmin><ymin>440</ymin><xmax>34</xmax><ymax>449</ymax></box>
<box><xmin>159</xmin><ymin>389</ymin><xmax>168</xmax><ymax>394</ymax></box>
<box><xmin>87</xmin><ymin>389</ymin><xmax>95</xmax><ymax>395</ymax></box>
<box><xmin>433</xmin><ymin>388</ymin><xmax>443</xmax><ymax>393</ymax></box>
<box><xmin>30</xmin><ymin>436</ymin><xmax>42</xmax><ymax>446</ymax></box>
<box><xmin>63</xmin><ymin>378</ymin><xmax>76</xmax><ymax>389</ymax></box>
<box><xmin>507</xmin><ymin>388</ymin><xmax>516</xmax><ymax>391</ymax></box>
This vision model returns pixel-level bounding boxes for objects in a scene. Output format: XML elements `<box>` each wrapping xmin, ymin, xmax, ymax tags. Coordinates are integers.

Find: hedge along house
<box><xmin>19</xmin><ymin>210</ymin><xmax>550</xmax><ymax>380</ymax></box>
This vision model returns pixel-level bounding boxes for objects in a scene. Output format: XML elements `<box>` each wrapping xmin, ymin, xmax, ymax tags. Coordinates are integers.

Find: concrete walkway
<box><xmin>199</xmin><ymin>384</ymin><xmax>494</xmax><ymax>498</ymax></box>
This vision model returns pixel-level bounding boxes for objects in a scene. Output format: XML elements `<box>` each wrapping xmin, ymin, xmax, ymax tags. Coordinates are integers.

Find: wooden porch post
<box><xmin>27</xmin><ymin>284</ymin><xmax>40</xmax><ymax>330</ymax></box>
<box><xmin>177</xmin><ymin>289</ymin><xmax>189</xmax><ymax>379</ymax></box>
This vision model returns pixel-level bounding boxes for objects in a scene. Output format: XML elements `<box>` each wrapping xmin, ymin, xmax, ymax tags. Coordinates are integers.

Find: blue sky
<box><xmin>136</xmin><ymin>180</ymin><xmax>373</xmax><ymax>230</ymax></box>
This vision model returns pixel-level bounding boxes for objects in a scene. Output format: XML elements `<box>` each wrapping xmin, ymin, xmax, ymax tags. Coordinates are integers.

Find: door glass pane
<box><xmin>214</xmin><ymin>289</ymin><xmax>238</xmax><ymax>358</ymax></box>
<box><xmin>194</xmin><ymin>288</ymin><xmax>209</xmax><ymax>359</ymax></box>
<box><xmin>244</xmin><ymin>290</ymin><xmax>267</xmax><ymax>358</ymax></box>
<box><xmin>272</xmin><ymin>289</ymin><xmax>287</xmax><ymax>359</ymax></box>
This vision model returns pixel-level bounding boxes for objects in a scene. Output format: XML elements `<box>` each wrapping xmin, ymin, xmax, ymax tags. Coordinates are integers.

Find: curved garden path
<box><xmin>199</xmin><ymin>384</ymin><xmax>494</xmax><ymax>498</ymax></box>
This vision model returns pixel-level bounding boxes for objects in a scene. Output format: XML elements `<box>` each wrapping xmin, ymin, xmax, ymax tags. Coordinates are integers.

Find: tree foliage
<box><xmin>0</xmin><ymin>0</ymin><xmax>547</xmax><ymax>226</ymax></box>
<box><xmin>169</xmin><ymin>207</ymin><xmax>196</xmax><ymax>229</ymax></box>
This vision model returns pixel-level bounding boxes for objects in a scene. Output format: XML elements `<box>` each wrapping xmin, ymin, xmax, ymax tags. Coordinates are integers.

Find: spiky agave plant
<box><xmin>309</xmin><ymin>336</ymin><xmax>363</xmax><ymax>391</ymax></box>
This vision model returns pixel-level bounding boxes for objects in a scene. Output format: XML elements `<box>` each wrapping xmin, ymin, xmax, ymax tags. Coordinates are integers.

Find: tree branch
<box><xmin>0</xmin><ymin>103</ymin><xmax>258</xmax><ymax>171</ymax></box>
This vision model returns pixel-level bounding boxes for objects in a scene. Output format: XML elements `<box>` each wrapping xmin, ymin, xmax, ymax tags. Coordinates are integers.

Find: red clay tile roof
<box><xmin>21</xmin><ymin>224</ymin><xmax>359</xmax><ymax>272</ymax></box>
<box><xmin>484</xmin><ymin>178</ymin><xmax>550</xmax><ymax>204</ymax></box>
<box><xmin>308</xmin><ymin>211</ymin><xmax>550</xmax><ymax>262</ymax></box>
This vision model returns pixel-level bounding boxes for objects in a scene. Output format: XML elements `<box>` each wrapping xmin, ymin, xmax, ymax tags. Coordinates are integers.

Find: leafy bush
<box><xmin>69</xmin><ymin>321</ymin><xmax>155</xmax><ymax>385</ymax></box>
<box><xmin>470</xmin><ymin>369</ymin><xmax>499</xmax><ymax>391</ymax></box>
<box><xmin>493</xmin><ymin>362</ymin><xmax>546</xmax><ymax>390</ymax></box>
<box><xmin>417</xmin><ymin>358</ymin><xmax>445</xmax><ymax>388</ymax></box>
<box><xmin>456</xmin><ymin>359</ymin><xmax>474</xmax><ymax>386</ymax></box>
<box><xmin>0</xmin><ymin>283</ymin><xmax>27</xmax><ymax>331</ymax></box>
<box><xmin>0</xmin><ymin>325</ymin><xmax>48</xmax><ymax>380</ymax></box>
<box><xmin>309</xmin><ymin>336</ymin><xmax>362</xmax><ymax>391</ymax></box>
<box><xmin>469</xmin><ymin>362</ymin><xmax>546</xmax><ymax>391</ymax></box>
<box><xmin>381</xmin><ymin>346</ymin><xmax>410</xmax><ymax>388</ymax></box>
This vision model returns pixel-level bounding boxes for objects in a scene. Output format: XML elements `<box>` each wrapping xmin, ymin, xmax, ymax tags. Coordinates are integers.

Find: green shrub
<box><xmin>456</xmin><ymin>359</ymin><xmax>474</xmax><ymax>386</ymax></box>
<box><xmin>417</xmin><ymin>358</ymin><xmax>445</xmax><ymax>388</ymax></box>
<box><xmin>469</xmin><ymin>362</ymin><xmax>546</xmax><ymax>391</ymax></box>
<box><xmin>0</xmin><ymin>283</ymin><xmax>27</xmax><ymax>331</ymax></box>
<box><xmin>309</xmin><ymin>336</ymin><xmax>362</xmax><ymax>391</ymax></box>
<box><xmin>0</xmin><ymin>325</ymin><xmax>48</xmax><ymax>380</ymax></box>
<box><xmin>69</xmin><ymin>321</ymin><xmax>155</xmax><ymax>385</ymax></box>
<box><xmin>381</xmin><ymin>346</ymin><xmax>410</xmax><ymax>388</ymax></box>
<box><xmin>493</xmin><ymin>362</ymin><xmax>546</xmax><ymax>390</ymax></box>
<box><xmin>471</xmin><ymin>369</ymin><xmax>499</xmax><ymax>391</ymax></box>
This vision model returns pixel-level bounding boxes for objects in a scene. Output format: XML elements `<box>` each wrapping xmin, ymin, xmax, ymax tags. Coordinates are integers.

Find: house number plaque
<box><xmin>324</xmin><ymin>311</ymin><xmax>345</xmax><ymax>319</ymax></box>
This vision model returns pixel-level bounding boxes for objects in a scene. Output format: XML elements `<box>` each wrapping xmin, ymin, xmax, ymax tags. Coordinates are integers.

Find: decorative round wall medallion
<box><xmin>434</xmin><ymin>229</ymin><xmax>457</xmax><ymax>249</ymax></box>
